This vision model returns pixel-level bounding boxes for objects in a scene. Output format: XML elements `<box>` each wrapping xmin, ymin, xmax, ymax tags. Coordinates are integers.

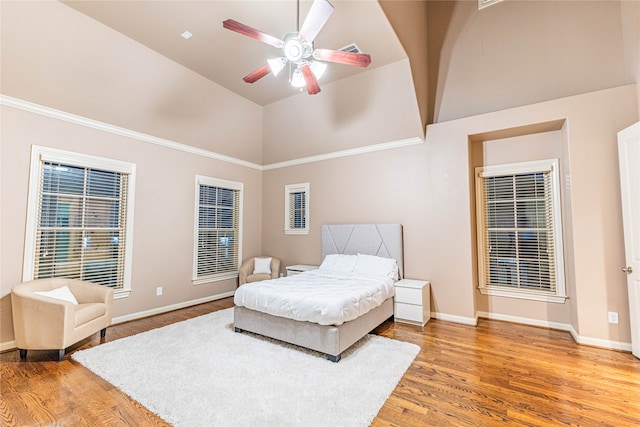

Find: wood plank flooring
<box><xmin>2</xmin><ymin>298</ymin><xmax>639</xmax><ymax>426</ymax></box>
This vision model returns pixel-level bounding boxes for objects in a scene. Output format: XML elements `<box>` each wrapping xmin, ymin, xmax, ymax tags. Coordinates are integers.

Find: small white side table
<box><xmin>394</xmin><ymin>279</ymin><xmax>431</xmax><ymax>326</ymax></box>
<box><xmin>286</xmin><ymin>264</ymin><xmax>318</xmax><ymax>276</ymax></box>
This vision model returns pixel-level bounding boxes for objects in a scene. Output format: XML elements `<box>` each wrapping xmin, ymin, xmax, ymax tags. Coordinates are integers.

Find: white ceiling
<box><xmin>63</xmin><ymin>0</ymin><xmax>406</xmax><ymax>106</ymax></box>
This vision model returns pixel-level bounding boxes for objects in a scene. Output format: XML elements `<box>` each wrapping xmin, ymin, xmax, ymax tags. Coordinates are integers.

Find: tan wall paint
<box><xmin>428</xmin><ymin>0</ymin><xmax>633</xmax><ymax>123</ymax></box>
<box><xmin>378</xmin><ymin>0</ymin><xmax>430</xmax><ymax>129</ymax></box>
<box><xmin>262</xmin><ymin>85</ymin><xmax>638</xmax><ymax>346</ymax></box>
<box><xmin>620</xmin><ymin>0</ymin><xmax>640</xmax><ymax>108</ymax></box>
<box><xmin>262</xmin><ymin>59</ymin><xmax>424</xmax><ymax>164</ymax></box>
<box><xmin>0</xmin><ymin>1</ymin><xmax>263</xmax><ymax>164</ymax></box>
<box><xmin>0</xmin><ymin>105</ymin><xmax>263</xmax><ymax>344</ymax></box>
<box><xmin>471</xmin><ymin>131</ymin><xmax>573</xmax><ymax>326</ymax></box>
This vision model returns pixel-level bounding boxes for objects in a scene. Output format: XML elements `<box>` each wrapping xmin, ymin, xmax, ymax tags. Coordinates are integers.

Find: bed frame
<box><xmin>233</xmin><ymin>224</ymin><xmax>403</xmax><ymax>362</ymax></box>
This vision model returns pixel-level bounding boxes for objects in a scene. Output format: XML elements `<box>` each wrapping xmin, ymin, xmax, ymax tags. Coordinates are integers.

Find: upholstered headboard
<box><xmin>321</xmin><ymin>224</ymin><xmax>404</xmax><ymax>279</ymax></box>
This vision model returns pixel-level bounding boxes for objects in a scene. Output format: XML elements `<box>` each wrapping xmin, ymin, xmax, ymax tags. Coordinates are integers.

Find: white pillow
<box><xmin>34</xmin><ymin>285</ymin><xmax>79</xmax><ymax>305</ymax></box>
<box><xmin>353</xmin><ymin>254</ymin><xmax>399</xmax><ymax>280</ymax></box>
<box><xmin>319</xmin><ymin>254</ymin><xmax>358</xmax><ymax>273</ymax></box>
<box><xmin>253</xmin><ymin>257</ymin><xmax>272</xmax><ymax>275</ymax></box>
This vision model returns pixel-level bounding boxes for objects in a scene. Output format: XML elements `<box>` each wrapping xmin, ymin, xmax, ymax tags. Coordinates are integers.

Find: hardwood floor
<box><xmin>2</xmin><ymin>298</ymin><xmax>639</xmax><ymax>426</ymax></box>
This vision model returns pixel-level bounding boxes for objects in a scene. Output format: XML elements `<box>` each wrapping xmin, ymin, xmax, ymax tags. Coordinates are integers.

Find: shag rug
<box><xmin>72</xmin><ymin>308</ymin><xmax>419</xmax><ymax>427</ymax></box>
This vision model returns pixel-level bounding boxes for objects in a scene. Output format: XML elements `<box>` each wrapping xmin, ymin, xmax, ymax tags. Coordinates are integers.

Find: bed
<box><xmin>233</xmin><ymin>224</ymin><xmax>403</xmax><ymax>362</ymax></box>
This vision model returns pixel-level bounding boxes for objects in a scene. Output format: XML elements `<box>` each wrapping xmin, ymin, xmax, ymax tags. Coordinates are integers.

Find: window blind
<box><xmin>481</xmin><ymin>170</ymin><xmax>557</xmax><ymax>292</ymax></box>
<box><xmin>196</xmin><ymin>184</ymin><xmax>240</xmax><ymax>279</ymax></box>
<box><xmin>34</xmin><ymin>162</ymin><xmax>128</xmax><ymax>289</ymax></box>
<box><xmin>289</xmin><ymin>190</ymin><xmax>306</xmax><ymax>230</ymax></box>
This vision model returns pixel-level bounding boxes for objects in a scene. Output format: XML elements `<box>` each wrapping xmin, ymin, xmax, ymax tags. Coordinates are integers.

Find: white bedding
<box><xmin>233</xmin><ymin>270</ymin><xmax>395</xmax><ymax>326</ymax></box>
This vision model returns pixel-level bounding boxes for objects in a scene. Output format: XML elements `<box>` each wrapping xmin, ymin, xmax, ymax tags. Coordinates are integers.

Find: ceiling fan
<box><xmin>223</xmin><ymin>0</ymin><xmax>372</xmax><ymax>95</ymax></box>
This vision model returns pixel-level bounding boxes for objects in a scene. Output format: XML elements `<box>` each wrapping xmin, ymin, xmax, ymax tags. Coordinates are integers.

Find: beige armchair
<box><xmin>11</xmin><ymin>278</ymin><xmax>114</xmax><ymax>361</ymax></box>
<box><xmin>238</xmin><ymin>257</ymin><xmax>281</xmax><ymax>286</ymax></box>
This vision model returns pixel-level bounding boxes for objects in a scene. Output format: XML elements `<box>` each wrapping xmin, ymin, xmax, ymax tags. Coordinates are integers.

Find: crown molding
<box><xmin>0</xmin><ymin>95</ymin><xmax>263</xmax><ymax>170</ymax></box>
<box><xmin>2</xmin><ymin>94</ymin><xmax>424</xmax><ymax>171</ymax></box>
<box><xmin>262</xmin><ymin>136</ymin><xmax>424</xmax><ymax>170</ymax></box>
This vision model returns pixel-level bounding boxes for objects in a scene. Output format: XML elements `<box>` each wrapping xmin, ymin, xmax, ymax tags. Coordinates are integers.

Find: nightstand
<box><xmin>394</xmin><ymin>279</ymin><xmax>430</xmax><ymax>326</ymax></box>
<box><xmin>285</xmin><ymin>264</ymin><xmax>318</xmax><ymax>276</ymax></box>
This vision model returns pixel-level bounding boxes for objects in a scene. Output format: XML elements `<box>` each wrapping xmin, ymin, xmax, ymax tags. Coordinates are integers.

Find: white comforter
<box><xmin>233</xmin><ymin>270</ymin><xmax>395</xmax><ymax>326</ymax></box>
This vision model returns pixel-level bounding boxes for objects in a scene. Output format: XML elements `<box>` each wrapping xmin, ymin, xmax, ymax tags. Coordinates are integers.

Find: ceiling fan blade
<box><xmin>223</xmin><ymin>19</ymin><xmax>284</xmax><ymax>48</ymax></box>
<box><xmin>243</xmin><ymin>64</ymin><xmax>271</xmax><ymax>83</ymax></box>
<box><xmin>313</xmin><ymin>49</ymin><xmax>372</xmax><ymax>67</ymax></box>
<box><xmin>298</xmin><ymin>0</ymin><xmax>334</xmax><ymax>43</ymax></box>
<box><xmin>300</xmin><ymin>64</ymin><xmax>321</xmax><ymax>95</ymax></box>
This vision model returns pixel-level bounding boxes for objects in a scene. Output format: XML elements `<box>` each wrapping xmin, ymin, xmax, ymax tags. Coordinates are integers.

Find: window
<box><xmin>475</xmin><ymin>159</ymin><xmax>566</xmax><ymax>303</ymax></box>
<box><xmin>23</xmin><ymin>146</ymin><xmax>135</xmax><ymax>298</ymax></box>
<box><xmin>284</xmin><ymin>183</ymin><xmax>309</xmax><ymax>235</ymax></box>
<box><xmin>193</xmin><ymin>176</ymin><xmax>243</xmax><ymax>284</ymax></box>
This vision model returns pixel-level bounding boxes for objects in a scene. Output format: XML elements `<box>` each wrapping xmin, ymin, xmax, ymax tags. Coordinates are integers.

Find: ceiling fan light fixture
<box><xmin>284</xmin><ymin>37</ymin><xmax>304</xmax><ymax>62</ymax></box>
<box><xmin>290</xmin><ymin>67</ymin><xmax>306</xmax><ymax>88</ymax></box>
<box><xmin>267</xmin><ymin>57</ymin><xmax>287</xmax><ymax>77</ymax></box>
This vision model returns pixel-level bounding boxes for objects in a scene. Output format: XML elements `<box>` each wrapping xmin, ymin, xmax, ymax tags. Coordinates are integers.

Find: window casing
<box><xmin>193</xmin><ymin>176</ymin><xmax>243</xmax><ymax>284</ymax></box>
<box><xmin>475</xmin><ymin>159</ymin><xmax>566</xmax><ymax>303</ymax></box>
<box><xmin>284</xmin><ymin>183</ymin><xmax>309</xmax><ymax>235</ymax></box>
<box><xmin>23</xmin><ymin>146</ymin><xmax>135</xmax><ymax>298</ymax></box>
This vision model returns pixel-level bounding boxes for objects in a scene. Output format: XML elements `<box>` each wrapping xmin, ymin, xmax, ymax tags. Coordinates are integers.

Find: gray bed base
<box><xmin>234</xmin><ymin>298</ymin><xmax>394</xmax><ymax>362</ymax></box>
<box><xmin>233</xmin><ymin>224</ymin><xmax>403</xmax><ymax>362</ymax></box>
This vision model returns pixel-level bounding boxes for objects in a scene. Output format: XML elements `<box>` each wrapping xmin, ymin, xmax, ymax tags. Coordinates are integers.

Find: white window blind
<box><xmin>194</xmin><ymin>176</ymin><xmax>242</xmax><ymax>283</ymax></box>
<box><xmin>476</xmin><ymin>159</ymin><xmax>566</xmax><ymax>302</ymax></box>
<box><xmin>284</xmin><ymin>183</ymin><xmax>309</xmax><ymax>235</ymax></box>
<box><xmin>24</xmin><ymin>146</ymin><xmax>135</xmax><ymax>296</ymax></box>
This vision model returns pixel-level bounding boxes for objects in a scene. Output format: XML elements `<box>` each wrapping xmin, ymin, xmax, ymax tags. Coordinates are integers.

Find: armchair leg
<box><xmin>100</xmin><ymin>328</ymin><xmax>107</xmax><ymax>338</ymax></box>
<box><xmin>19</xmin><ymin>349</ymin><xmax>27</xmax><ymax>360</ymax></box>
<box><xmin>57</xmin><ymin>349</ymin><xmax>65</xmax><ymax>361</ymax></box>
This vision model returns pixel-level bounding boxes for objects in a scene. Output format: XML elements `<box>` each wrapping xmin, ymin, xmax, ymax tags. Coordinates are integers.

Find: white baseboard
<box><xmin>431</xmin><ymin>311</ymin><xmax>478</xmax><ymax>326</ymax></box>
<box><xmin>476</xmin><ymin>311</ymin><xmax>633</xmax><ymax>352</ymax></box>
<box><xmin>1</xmin><ymin>340</ymin><xmax>17</xmax><ymax>352</ymax></box>
<box><xmin>112</xmin><ymin>291</ymin><xmax>235</xmax><ymax>325</ymax></box>
<box><xmin>0</xmin><ymin>291</ymin><xmax>235</xmax><ymax>352</ymax></box>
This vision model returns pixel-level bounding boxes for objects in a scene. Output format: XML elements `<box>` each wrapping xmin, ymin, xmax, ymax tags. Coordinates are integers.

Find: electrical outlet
<box><xmin>608</xmin><ymin>311</ymin><xmax>618</xmax><ymax>324</ymax></box>
<box><xmin>156</xmin><ymin>286</ymin><xmax>163</xmax><ymax>296</ymax></box>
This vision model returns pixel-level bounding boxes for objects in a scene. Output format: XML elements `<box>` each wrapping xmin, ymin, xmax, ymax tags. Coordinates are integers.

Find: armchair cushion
<box><xmin>35</xmin><ymin>286</ymin><xmax>79</xmax><ymax>305</ymax></box>
<box><xmin>253</xmin><ymin>257</ymin><xmax>272</xmax><ymax>274</ymax></box>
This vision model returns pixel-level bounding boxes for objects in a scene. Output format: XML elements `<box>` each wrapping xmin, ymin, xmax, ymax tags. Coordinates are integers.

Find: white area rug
<box><xmin>72</xmin><ymin>308</ymin><xmax>419</xmax><ymax>427</ymax></box>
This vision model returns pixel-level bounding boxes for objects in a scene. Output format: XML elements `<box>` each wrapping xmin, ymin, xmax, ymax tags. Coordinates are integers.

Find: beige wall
<box><xmin>470</xmin><ymin>130</ymin><xmax>573</xmax><ymax>326</ymax></box>
<box><xmin>1</xmin><ymin>0</ymin><xmax>639</xmax><ymax>351</ymax></box>
<box><xmin>620</xmin><ymin>0</ymin><xmax>640</xmax><ymax>108</ymax></box>
<box><xmin>0</xmin><ymin>1</ymin><xmax>264</xmax><ymax>346</ymax></box>
<box><xmin>427</xmin><ymin>0</ymin><xmax>633</xmax><ymax>123</ymax></box>
<box><xmin>1</xmin><ymin>0</ymin><xmax>263</xmax><ymax>164</ymax></box>
<box><xmin>262</xmin><ymin>85</ymin><xmax>638</xmax><ymax>348</ymax></box>
<box><xmin>262</xmin><ymin>58</ymin><xmax>424</xmax><ymax>164</ymax></box>
<box><xmin>0</xmin><ymin>104</ymin><xmax>264</xmax><ymax>345</ymax></box>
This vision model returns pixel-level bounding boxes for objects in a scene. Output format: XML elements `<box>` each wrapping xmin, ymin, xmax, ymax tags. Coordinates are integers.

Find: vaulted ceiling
<box><xmin>63</xmin><ymin>0</ymin><xmax>410</xmax><ymax>106</ymax></box>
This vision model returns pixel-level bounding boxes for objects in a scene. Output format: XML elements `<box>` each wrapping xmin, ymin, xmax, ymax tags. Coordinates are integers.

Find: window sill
<box><xmin>192</xmin><ymin>273</ymin><xmax>238</xmax><ymax>286</ymax></box>
<box><xmin>479</xmin><ymin>286</ymin><xmax>568</xmax><ymax>303</ymax></box>
<box><xmin>114</xmin><ymin>289</ymin><xmax>131</xmax><ymax>299</ymax></box>
<box><xmin>284</xmin><ymin>229</ymin><xmax>309</xmax><ymax>235</ymax></box>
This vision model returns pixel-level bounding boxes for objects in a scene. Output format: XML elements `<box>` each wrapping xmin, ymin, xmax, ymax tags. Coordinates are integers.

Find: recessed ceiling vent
<box><xmin>339</xmin><ymin>43</ymin><xmax>362</xmax><ymax>54</ymax></box>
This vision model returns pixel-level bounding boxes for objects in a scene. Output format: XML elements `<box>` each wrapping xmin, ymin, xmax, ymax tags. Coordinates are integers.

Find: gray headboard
<box><xmin>321</xmin><ymin>224</ymin><xmax>404</xmax><ymax>279</ymax></box>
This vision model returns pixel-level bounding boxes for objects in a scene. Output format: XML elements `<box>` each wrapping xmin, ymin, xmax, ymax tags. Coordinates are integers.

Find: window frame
<box><xmin>23</xmin><ymin>146</ymin><xmax>136</xmax><ymax>299</ymax></box>
<box><xmin>284</xmin><ymin>183</ymin><xmax>310</xmax><ymax>235</ymax></box>
<box><xmin>192</xmin><ymin>175</ymin><xmax>243</xmax><ymax>285</ymax></box>
<box><xmin>475</xmin><ymin>159</ymin><xmax>567</xmax><ymax>303</ymax></box>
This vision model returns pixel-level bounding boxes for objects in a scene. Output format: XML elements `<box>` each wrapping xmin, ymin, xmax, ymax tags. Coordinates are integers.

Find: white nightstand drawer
<box><xmin>393</xmin><ymin>279</ymin><xmax>430</xmax><ymax>326</ymax></box>
<box><xmin>395</xmin><ymin>287</ymin><xmax>423</xmax><ymax>304</ymax></box>
<box><xmin>394</xmin><ymin>303</ymin><xmax>424</xmax><ymax>323</ymax></box>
